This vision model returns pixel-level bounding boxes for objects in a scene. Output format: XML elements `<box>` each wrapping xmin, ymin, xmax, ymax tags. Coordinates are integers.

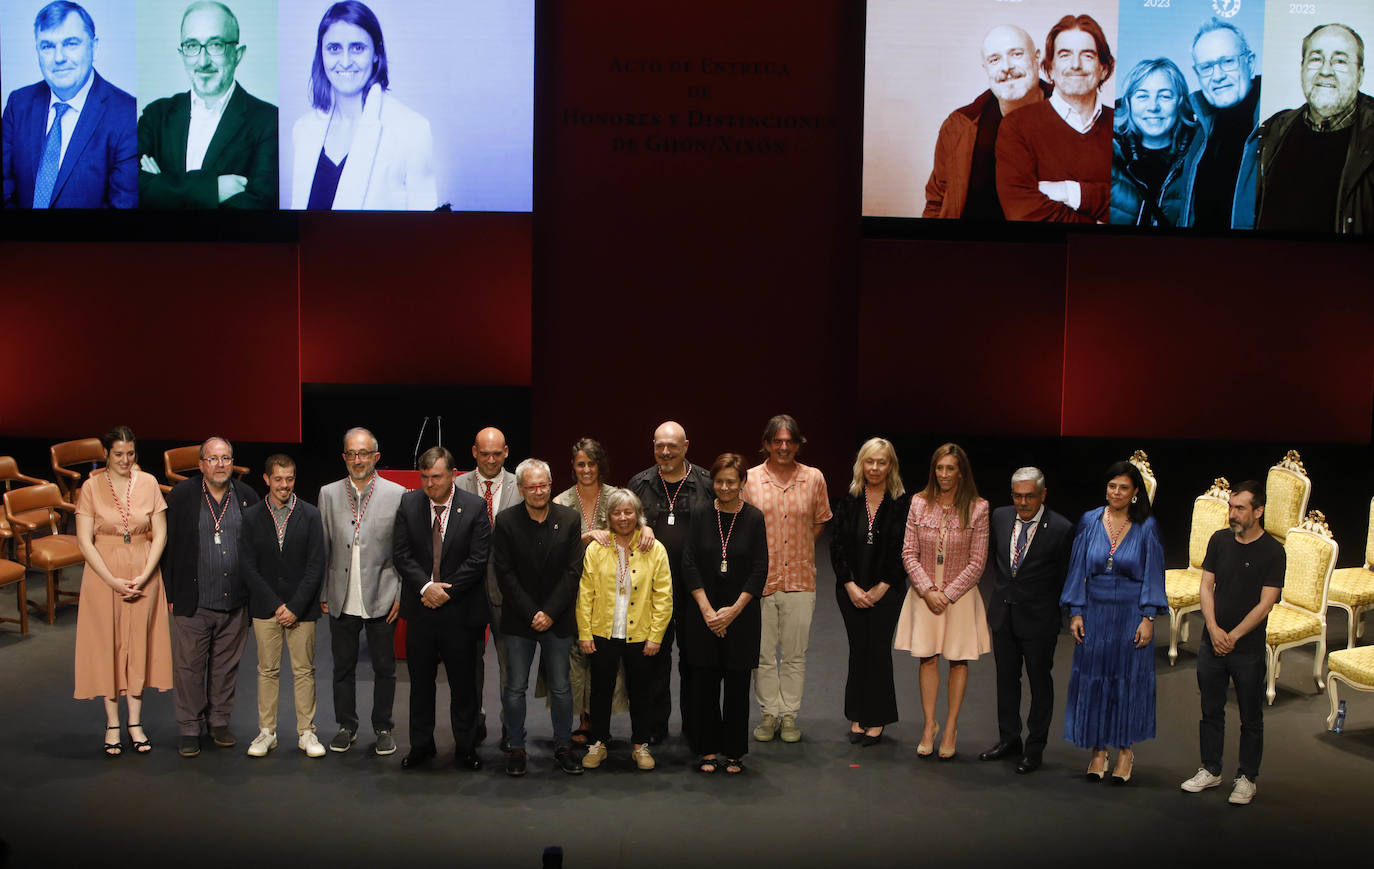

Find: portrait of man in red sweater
<box><xmin>996</xmin><ymin>14</ymin><xmax>1115</xmax><ymax>223</ymax></box>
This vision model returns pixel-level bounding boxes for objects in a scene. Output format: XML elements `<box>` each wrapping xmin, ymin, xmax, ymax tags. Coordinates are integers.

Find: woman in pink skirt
<box><xmin>895</xmin><ymin>443</ymin><xmax>990</xmax><ymax>760</ymax></box>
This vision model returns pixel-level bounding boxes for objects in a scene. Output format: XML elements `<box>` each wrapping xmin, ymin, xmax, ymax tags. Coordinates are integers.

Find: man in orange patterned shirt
<box><xmin>744</xmin><ymin>414</ymin><xmax>831</xmax><ymax>743</ymax></box>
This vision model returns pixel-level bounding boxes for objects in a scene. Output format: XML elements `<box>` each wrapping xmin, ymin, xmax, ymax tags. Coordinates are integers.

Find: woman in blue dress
<box><xmin>1060</xmin><ymin>460</ymin><xmax>1166</xmax><ymax>784</ymax></box>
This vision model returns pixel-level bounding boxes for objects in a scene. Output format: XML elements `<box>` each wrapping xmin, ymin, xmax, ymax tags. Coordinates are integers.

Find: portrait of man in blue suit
<box><xmin>2</xmin><ymin>1</ymin><xmax>138</xmax><ymax>208</ymax></box>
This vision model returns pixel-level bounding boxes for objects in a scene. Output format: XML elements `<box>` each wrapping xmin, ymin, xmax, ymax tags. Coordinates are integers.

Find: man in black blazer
<box><xmin>136</xmin><ymin>1</ymin><xmax>277</xmax><ymax>208</ymax></box>
<box><xmin>239</xmin><ymin>454</ymin><xmax>326</xmax><ymax>759</ymax></box>
<box><xmin>161</xmin><ymin>436</ymin><xmax>257</xmax><ymax>757</ymax></box>
<box><xmin>393</xmin><ymin>446</ymin><xmax>491</xmax><ymax>770</ymax></box>
<box><xmin>492</xmin><ymin>459</ymin><xmax>584</xmax><ymax>776</ymax></box>
<box><xmin>979</xmin><ymin>467</ymin><xmax>1073</xmax><ymax>774</ymax></box>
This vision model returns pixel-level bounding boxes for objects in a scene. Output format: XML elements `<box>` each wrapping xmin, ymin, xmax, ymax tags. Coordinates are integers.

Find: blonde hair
<box><xmin>920</xmin><ymin>442</ymin><xmax>979</xmax><ymax>529</ymax></box>
<box><xmin>848</xmin><ymin>437</ymin><xmax>905</xmax><ymax>499</ymax></box>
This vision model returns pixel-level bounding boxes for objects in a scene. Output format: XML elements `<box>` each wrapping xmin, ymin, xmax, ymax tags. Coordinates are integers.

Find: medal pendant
<box><xmin>866</xmin><ymin>531</ymin><xmax>874</xmax><ymax>545</ymax></box>
<box><xmin>720</xmin><ymin>559</ymin><xmax>727</xmax><ymax>573</ymax></box>
<box><xmin>1106</xmin><ymin>555</ymin><xmax>1113</xmax><ymax>572</ymax></box>
<box><xmin>123</xmin><ymin>532</ymin><xmax>131</xmax><ymax>544</ymax></box>
<box><xmin>936</xmin><ymin>553</ymin><xmax>944</xmax><ymax>565</ymax></box>
<box><xmin>214</xmin><ymin>531</ymin><xmax>222</xmax><ymax>545</ymax></box>
<box><xmin>667</xmin><ymin>513</ymin><xmax>675</xmax><ymax>526</ymax></box>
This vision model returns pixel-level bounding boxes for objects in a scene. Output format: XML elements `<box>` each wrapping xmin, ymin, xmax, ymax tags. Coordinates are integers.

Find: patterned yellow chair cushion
<box><xmin>1282</xmin><ymin>532</ymin><xmax>1335</xmax><ymax>613</ymax></box>
<box><xmin>1328</xmin><ymin>646</ymin><xmax>1374</xmax><ymax>684</ymax></box>
<box><xmin>1165</xmin><ymin>568</ymin><xmax>1202</xmax><ymax>609</ymax></box>
<box><xmin>1329</xmin><ymin>567</ymin><xmax>1374</xmax><ymax>607</ymax></box>
<box><xmin>1266</xmin><ymin>604</ymin><xmax>1322</xmax><ymax>645</ymax></box>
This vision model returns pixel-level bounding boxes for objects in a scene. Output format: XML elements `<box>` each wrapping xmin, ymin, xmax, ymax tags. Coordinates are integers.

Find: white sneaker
<box><xmin>247</xmin><ymin>729</ymin><xmax>277</xmax><ymax>758</ymax></box>
<box><xmin>1180</xmin><ymin>767</ymin><xmax>1223</xmax><ymax>792</ymax></box>
<box><xmin>298</xmin><ymin>731</ymin><xmax>326</xmax><ymax>758</ymax></box>
<box><xmin>1228</xmin><ymin>775</ymin><xmax>1257</xmax><ymax>805</ymax></box>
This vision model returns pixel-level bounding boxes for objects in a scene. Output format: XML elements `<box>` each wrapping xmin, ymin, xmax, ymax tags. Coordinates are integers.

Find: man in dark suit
<box><xmin>161</xmin><ymin>436</ymin><xmax>258</xmax><ymax>757</ymax></box>
<box><xmin>979</xmin><ymin>467</ymin><xmax>1073</xmax><ymax>774</ymax></box>
<box><xmin>2</xmin><ymin>1</ymin><xmax>137</xmax><ymax>208</ymax></box>
<box><xmin>239</xmin><ymin>454</ymin><xmax>326</xmax><ymax>759</ymax></box>
<box><xmin>136</xmin><ymin>0</ymin><xmax>277</xmax><ymax>209</ymax></box>
<box><xmin>393</xmin><ymin>446</ymin><xmax>491</xmax><ymax>771</ymax></box>
<box><xmin>456</xmin><ymin>426</ymin><xmax>521</xmax><ymax>749</ymax></box>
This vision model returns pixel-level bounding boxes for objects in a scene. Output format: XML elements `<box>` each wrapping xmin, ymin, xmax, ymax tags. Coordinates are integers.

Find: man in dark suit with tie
<box><xmin>2</xmin><ymin>1</ymin><xmax>137</xmax><ymax>208</ymax></box>
<box><xmin>136</xmin><ymin>0</ymin><xmax>277</xmax><ymax>209</ymax></box>
<box><xmin>979</xmin><ymin>467</ymin><xmax>1073</xmax><ymax>774</ymax></box>
<box><xmin>393</xmin><ymin>446</ymin><xmax>491</xmax><ymax>771</ymax></box>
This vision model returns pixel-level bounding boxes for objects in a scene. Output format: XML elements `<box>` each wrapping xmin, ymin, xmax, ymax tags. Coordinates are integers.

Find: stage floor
<box><xmin>2</xmin><ymin>550</ymin><xmax>1372</xmax><ymax>869</ymax></box>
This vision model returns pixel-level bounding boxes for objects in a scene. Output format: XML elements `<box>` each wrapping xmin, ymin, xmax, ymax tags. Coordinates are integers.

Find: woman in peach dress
<box><xmin>894</xmin><ymin>443</ymin><xmax>990</xmax><ymax>761</ymax></box>
<box><xmin>74</xmin><ymin>426</ymin><xmax>173</xmax><ymax>755</ymax></box>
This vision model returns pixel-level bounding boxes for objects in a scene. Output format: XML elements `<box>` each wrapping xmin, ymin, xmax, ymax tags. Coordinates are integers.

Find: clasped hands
<box><xmin>921</xmin><ymin>587</ymin><xmax>950</xmax><ymax>616</ymax></box>
<box><xmin>847</xmin><ymin>581</ymin><xmax>890</xmax><ymax>610</ymax></box>
<box><xmin>421</xmin><ymin>582</ymin><xmax>451</xmax><ymax>608</ymax></box>
<box><xmin>699</xmin><ymin>603</ymin><xmax>739</xmax><ymax>637</ymax></box>
<box><xmin>578</xmin><ymin>638</ymin><xmax>660</xmax><ymax>656</ymax></box>
<box><xmin>1207</xmin><ymin>623</ymin><xmax>1238</xmax><ymax>655</ymax></box>
<box><xmin>140</xmin><ymin>155</ymin><xmax>247</xmax><ymax>203</ymax></box>
<box><xmin>107</xmin><ymin>575</ymin><xmax>143</xmax><ymax>602</ymax></box>
<box><xmin>274</xmin><ymin>604</ymin><xmax>299</xmax><ymax>628</ymax></box>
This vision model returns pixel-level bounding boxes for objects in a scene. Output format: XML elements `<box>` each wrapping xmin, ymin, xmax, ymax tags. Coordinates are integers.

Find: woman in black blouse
<box><xmin>830</xmin><ymin>437</ymin><xmax>908</xmax><ymax>745</ymax></box>
<box><xmin>681</xmin><ymin>453</ymin><xmax>768</xmax><ymax>774</ymax></box>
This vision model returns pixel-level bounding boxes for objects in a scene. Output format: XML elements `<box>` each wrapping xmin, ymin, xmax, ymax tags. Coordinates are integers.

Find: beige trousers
<box><xmin>253</xmin><ymin>618</ymin><xmax>317</xmax><ymax>735</ymax></box>
<box><xmin>755</xmin><ymin>590</ymin><xmax>816</xmax><ymax>718</ymax></box>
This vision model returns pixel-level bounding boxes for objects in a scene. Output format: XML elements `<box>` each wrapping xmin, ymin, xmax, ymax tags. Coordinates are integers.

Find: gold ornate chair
<box><xmin>1327</xmin><ymin>496</ymin><xmax>1374</xmax><ymax>649</ymax></box>
<box><xmin>1326</xmin><ymin>645</ymin><xmax>1374</xmax><ymax>730</ymax></box>
<box><xmin>1266</xmin><ymin>510</ymin><xmax>1337</xmax><ymax>704</ymax></box>
<box><xmin>1129</xmin><ymin>449</ymin><xmax>1157</xmax><ymax>504</ymax></box>
<box><xmin>2</xmin><ymin>483</ymin><xmax>83</xmax><ymax>624</ymax></box>
<box><xmin>1265</xmin><ymin>450</ymin><xmax>1311</xmax><ymax>545</ymax></box>
<box><xmin>1165</xmin><ymin>478</ymin><xmax>1231</xmax><ymax>665</ymax></box>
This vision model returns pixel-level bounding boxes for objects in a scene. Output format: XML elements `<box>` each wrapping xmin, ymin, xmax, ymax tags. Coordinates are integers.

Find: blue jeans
<box><xmin>502</xmin><ymin>632</ymin><xmax>573</xmax><ymax>750</ymax></box>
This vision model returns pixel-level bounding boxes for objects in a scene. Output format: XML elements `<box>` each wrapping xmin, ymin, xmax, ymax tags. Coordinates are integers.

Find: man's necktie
<box><xmin>1012</xmin><ymin>519</ymin><xmax>1032</xmax><ymax>574</ymax></box>
<box><xmin>432</xmin><ymin>504</ymin><xmax>446</xmax><ymax>585</ymax></box>
<box><xmin>32</xmin><ymin>102</ymin><xmax>72</xmax><ymax>209</ymax></box>
<box><xmin>483</xmin><ymin>480</ymin><xmax>494</xmax><ymax>524</ymax></box>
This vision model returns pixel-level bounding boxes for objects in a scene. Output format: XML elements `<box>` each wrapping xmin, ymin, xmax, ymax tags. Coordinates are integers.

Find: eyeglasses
<box><xmin>179</xmin><ymin>39</ymin><xmax>237</xmax><ymax>58</ymax></box>
<box><xmin>523</xmin><ymin>483</ymin><xmax>552</xmax><ymax>492</ymax></box>
<box><xmin>343</xmin><ymin>450</ymin><xmax>378</xmax><ymax>459</ymax></box>
<box><xmin>769</xmin><ymin>438</ymin><xmax>796</xmax><ymax>447</ymax></box>
<box><xmin>1194</xmin><ymin>54</ymin><xmax>1246</xmax><ymax>78</ymax></box>
<box><xmin>1304</xmin><ymin>53</ymin><xmax>1353</xmax><ymax>73</ymax></box>
<box><xmin>204</xmin><ymin>456</ymin><xmax>234</xmax><ymax>465</ymax></box>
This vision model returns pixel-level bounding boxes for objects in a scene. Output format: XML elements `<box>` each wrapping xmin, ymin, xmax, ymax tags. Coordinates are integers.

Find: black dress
<box><xmin>830</xmin><ymin>491</ymin><xmax>909</xmax><ymax>727</ymax></box>
<box><xmin>681</xmin><ymin>502</ymin><xmax>768</xmax><ymax>757</ymax></box>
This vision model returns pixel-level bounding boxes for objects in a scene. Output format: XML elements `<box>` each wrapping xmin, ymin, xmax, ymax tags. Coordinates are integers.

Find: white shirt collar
<box><xmin>191</xmin><ymin>81</ymin><xmax>237</xmax><ymax>116</ymax></box>
<box><xmin>49</xmin><ymin>70</ymin><xmax>95</xmax><ymax>115</ymax></box>
<box><xmin>1048</xmin><ymin>89</ymin><xmax>1103</xmax><ymax>134</ymax></box>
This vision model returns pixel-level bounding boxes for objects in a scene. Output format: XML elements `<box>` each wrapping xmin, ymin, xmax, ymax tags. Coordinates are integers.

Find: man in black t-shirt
<box><xmin>1180</xmin><ymin>480</ymin><xmax>1283</xmax><ymax>806</ymax></box>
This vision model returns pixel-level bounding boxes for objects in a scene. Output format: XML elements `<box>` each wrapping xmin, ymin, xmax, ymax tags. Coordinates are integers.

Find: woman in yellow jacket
<box><xmin>577</xmin><ymin>488</ymin><xmax>673</xmax><ymax>770</ymax></box>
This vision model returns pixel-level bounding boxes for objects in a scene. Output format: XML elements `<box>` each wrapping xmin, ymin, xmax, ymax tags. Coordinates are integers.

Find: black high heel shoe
<box><xmin>104</xmin><ymin>726</ymin><xmax>122</xmax><ymax>757</ymax></box>
<box><xmin>128</xmin><ymin>722</ymin><xmax>151</xmax><ymax>754</ymax></box>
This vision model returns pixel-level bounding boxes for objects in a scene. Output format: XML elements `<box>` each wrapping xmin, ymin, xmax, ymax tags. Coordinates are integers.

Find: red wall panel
<box><xmin>3</xmin><ymin>242</ymin><xmax>300</xmax><ymax>442</ymax></box>
<box><xmin>1062</xmin><ymin>235</ymin><xmax>1374</xmax><ymax>442</ymax></box>
<box><xmin>298</xmin><ymin>213</ymin><xmax>531</xmax><ymax>385</ymax></box>
<box><xmin>859</xmin><ymin>239</ymin><xmax>1067</xmax><ymax>437</ymax></box>
<box><xmin>533</xmin><ymin>0</ymin><xmax>862</xmax><ymax>483</ymax></box>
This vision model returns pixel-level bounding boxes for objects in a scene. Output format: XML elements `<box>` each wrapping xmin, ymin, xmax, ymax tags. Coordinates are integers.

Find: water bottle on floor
<box><xmin>1334</xmin><ymin>699</ymin><xmax>1347</xmax><ymax>733</ymax></box>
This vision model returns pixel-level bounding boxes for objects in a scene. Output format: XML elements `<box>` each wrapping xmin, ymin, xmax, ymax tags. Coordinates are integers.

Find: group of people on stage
<box><xmin>70</xmin><ymin>415</ymin><xmax>1284</xmax><ymax>802</ymax></box>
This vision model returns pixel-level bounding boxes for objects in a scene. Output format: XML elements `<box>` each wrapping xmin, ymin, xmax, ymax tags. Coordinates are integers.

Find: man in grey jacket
<box><xmin>318</xmin><ymin>427</ymin><xmax>406</xmax><ymax>755</ymax></box>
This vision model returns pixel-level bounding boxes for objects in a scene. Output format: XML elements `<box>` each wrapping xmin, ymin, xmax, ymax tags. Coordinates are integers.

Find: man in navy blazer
<box><xmin>393</xmin><ymin>446</ymin><xmax>491</xmax><ymax>771</ymax></box>
<box><xmin>136</xmin><ymin>0</ymin><xmax>277</xmax><ymax>209</ymax></box>
<box><xmin>979</xmin><ymin>467</ymin><xmax>1073</xmax><ymax>774</ymax></box>
<box><xmin>2</xmin><ymin>2</ymin><xmax>137</xmax><ymax>208</ymax></box>
<box><xmin>239</xmin><ymin>454</ymin><xmax>326</xmax><ymax>759</ymax></box>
